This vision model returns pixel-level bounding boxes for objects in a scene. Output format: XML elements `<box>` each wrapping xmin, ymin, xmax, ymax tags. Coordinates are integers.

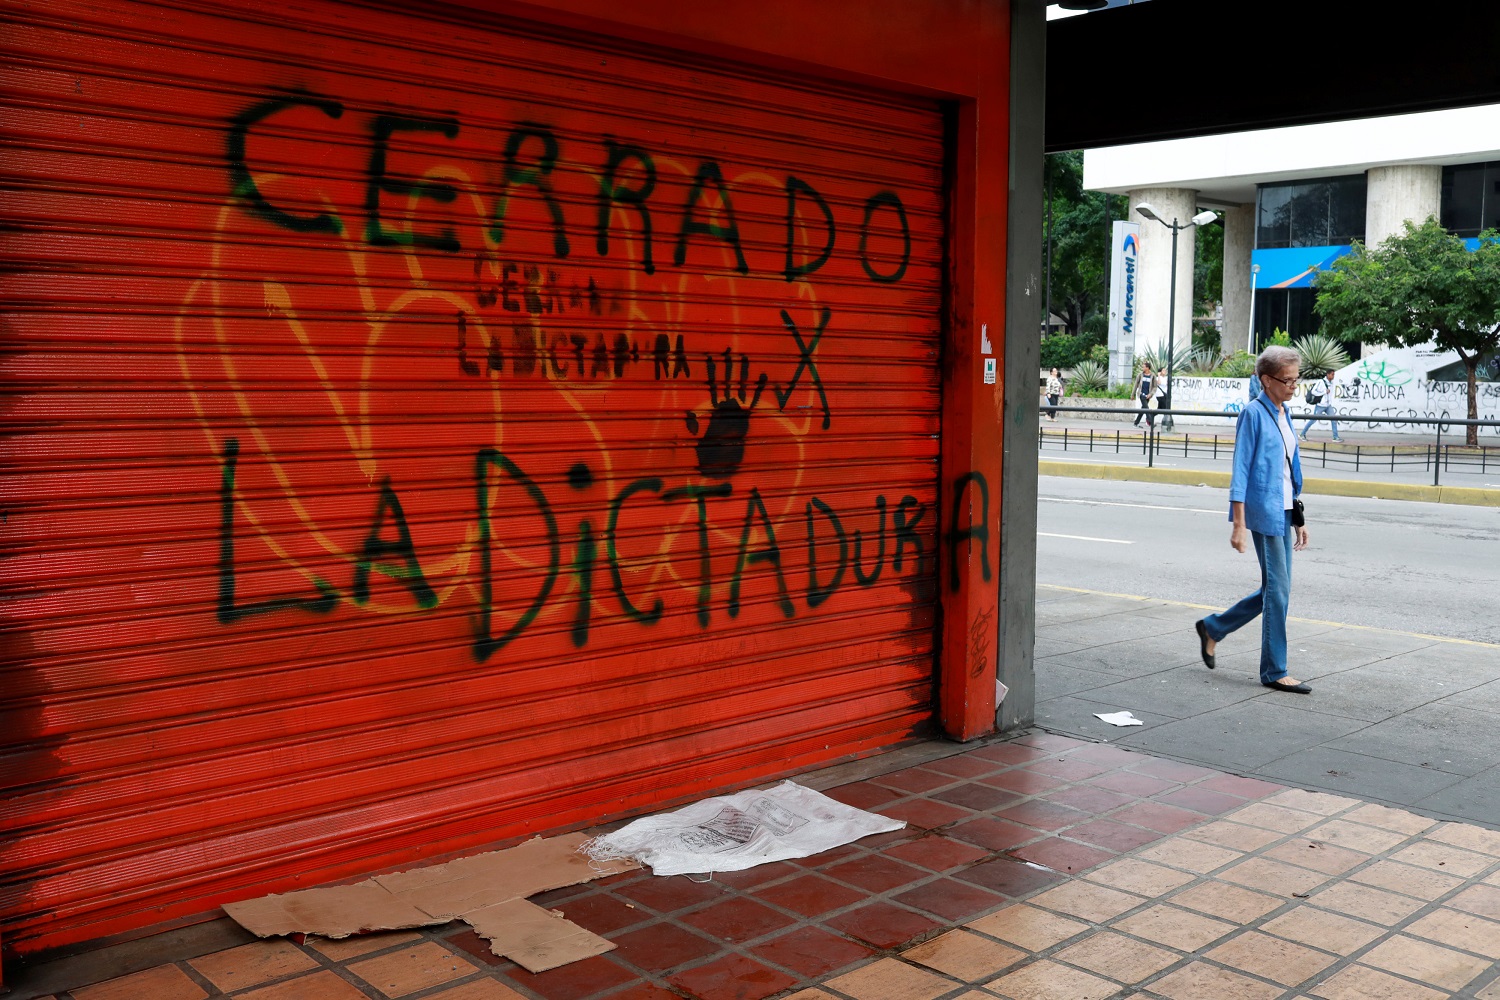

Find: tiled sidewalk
<box><xmin>36</xmin><ymin>733</ymin><xmax>1500</xmax><ymax>1000</ymax></box>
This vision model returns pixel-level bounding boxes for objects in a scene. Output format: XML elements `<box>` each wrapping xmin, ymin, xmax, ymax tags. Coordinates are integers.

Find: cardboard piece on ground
<box><xmin>466</xmin><ymin>898</ymin><xmax>616</xmax><ymax>973</ymax></box>
<box><xmin>223</xmin><ymin>834</ymin><xmax>638</xmax><ymax>969</ymax></box>
<box><xmin>223</xmin><ymin>881</ymin><xmax>438</xmax><ymax>939</ymax></box>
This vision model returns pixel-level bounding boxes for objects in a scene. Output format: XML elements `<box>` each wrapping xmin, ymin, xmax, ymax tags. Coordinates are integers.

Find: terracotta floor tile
<box><xmin>188</xmin><ymin>940</ymin><xmax>319</xmax><ymax>993</ymax></box>
<box><xmin>607</xmin><ymin>921</ymin><xmax>720</xmax><ymax>973</ymax></box>
<box><xmin>1111</xmin><ymin>904</ymin><xmax>1236</xmax><ymax>952</ymax></box>
<box><xmin>1348</xmin><ymin>859</ymin><xmax>1463</xmax><ymax>901</ymax></box>
<box><xmin>1309</xmin><ymin>882</ymin><xmax>1427</xmax><ymax>926</ymax></box>
<box><xmin>1053</xmin><ymin>929</ymin><xmax>1179</xmax><ymax>983</ymax></box>
<box><xmin>979</xmin><ymin>769</ymin><xmax>1068</xmax><ymax>794</ymax></box>
<box><xmin>1477</xmin><ymin>978</ymin><xmax>1500</xmax><ymax>1000</ymax></box>
<box><xmin>1028</xmin><ymin>880</ymin><xmax>1145</xmax><ymax>922</ymax></box>
<box><xmin>592</xmin><ymin>985</ymin><xmax>680</xmax><ymax>1000</ymax></box>
<box><xmin>666</xmin><ymin>952</ymin><xmax>798</xmax><ymax>1000</ymax></box>
<box><xmin>557</xmin><ymin>892</ymin><xmax>653</xmax><ymax>935</ymax></box>
<box><xmin>822</xmin><ymin>956</ymin><xmax>956</xmax><ymax>1000</ymax></box>
<box><xmin>501</xmin><ymin>954</ymin><xmax>637</xmax><ymax>1000</ymax></box>
<box><xmin>1156</xmin><ymin>786</ymin><xmax>1247</xmax><ymax>816</ymax></box>
<box><xmin>427</xmin><ymin>982</ymin><xmax>528</xmax><ymax>1000</ymax></box>
<box><xmin>1264</xmin><ymin>788</ymin><xmax>1359</xmax><ymax>816</ymax></box>
<box><xmin>1307</xmin><ymin>964</ymin><xmax>1448</xmax><ymax>1000</ymax></box>
<box><xmin>822</xmin><ymin>853</ymin><xmax>931</xmax><ymax>893</ymax></box>
<box><xmin>1303</xmin><ymin>819</ymin><xmax>1410</xmax><ymax>854</ymax></box>
<box><xmin>747</xmin><ymin>925</ymin><xmax>873</xmax><ymax>979</ymax></box>
<box><xmin>712</xmin><ymin>861</ymin><xmax>801</xmax><ymax>890</ymax></box>
<box><xmin>1084</xmin><ymin>858</ymin><xmax>1196</xmax><ymax>897</ymax></box>
<box><xmin>1088</xmin><ymin>771</ymin><xmax>1177</xmax><ymax>797</ymax></box>
<box><xmin>1015</xmin><ymin>733</ymin><xmax>1088</xmax><ymax>752</ymax></box>
<box><xmin>1025</xmin><ymin>757</ymin><xmax>1109</xmax><ymax>782</ymax></box>
<box><xmin>1429</xmin><ymin>820</ymin><xmax>1500</xmax><ymax>857</ymax></box>
<box><xmin>347</xmin><ymin>943</ymin><xmax>478</xmax><ymax>998</ymax></box>
<box><xmin>1359</xmin><ymin>933</ymin><xmax>1493</xmax><ymax>992</ymax></box>
<box><xmin>1127</xmin><ymin>758</ymin><xmax>1218</xmax><ymax>783</ymax></box>
<box><xmin>1170</xmin><ymin>881</ymin><xmax>1283</xmax><ymax>922</ymax></box>
<box><xmin>983</xmin><ymin>958</ymin><xmax>1119</xmax><ymax>1000</ymax></box>
<box><xmin>1107</xmin><ymin>801</ymin><xmax>1205</xmax><ymax>835</ymax></box>
<box><xmin>1389</xmin><ymin>839</ymin><xmax>1494</xmax><ymax>877</ymax></box>
<box><xmin>1065</xmin><ymin>743</ymin><xmax>1141</xmax><ymax>768</ymax></box>
<box><xmin>894</xmin><ymin>877</ymin><xmax>1008</xmax><ymax>922</ymax></box>
<box><xmin>438</xmin><ymin>930</ymin><xmax>507</xmax><ymax>968</ymax></box>
<box><xmin>902</xmin><ymin>928</ymin><xmax>1025</xmax><ymax>981</ymax></box>
<box><xmin>791</xmin><ymin>843</ymin><xmax>863</xmax><ymax>869</ymax></box>
<box><xmin>824</xmin><ymin>901</ymin><xmax>945</xmax><ymax>949</ymax></box>
<box><xmin>873</xmin><ymin>767</ymin><xmax>958</xmax><ymax>794</ymax></box>
<box><xmin>1405</xmin><ymin>907</ymin><xmax>1500</xmax><ymax>958</ymax></box>
<box><xmin>1449</xmin><ymin>883</ymin><xmax>1500</xmax><ymax>919</ymax></box>
<box><xmin>1205</xmin><ymin>929</ymin><xmax>1336</xmax><ymax>986</ymax></box>
<box><xmin>925</xmin><ymin>754</ymin><xmax>1006</xmax><ymax>778</ymax></box>
<box><xmin>1007</xmin><ymin>836</ymin><xmax>1115</xmax><ymax>875</ymax></box>
<box><xmin>234</xmin><ymin>970</ymin><xmax>371</xmax><ymax>1000</ymax></box>
<box><xmin>1217</xmin><ymin>856</ymin><xmax>1330</xmax><ymax>897</ymax></box>
<box><xmin>679</xmin><ymin>897</ymin><xmax>798</xmax><ymax>943</ymax></box>
<box><xmin>1147</xmin><ymin>961</ymin><xmax>1285</xmax><ymax>1000</ymax></box>
<box><xmin>1182</xmin><ymin>820</ymin><xmax>1283</xmax><ymax>852</ymax></box>
<box><xmin>612</xmin><ymin>875</ymin><xmax>726</xmax><ymax>914</ymax></box>
<box><xmin>883</xmin><ymin>834</ymin><xmax>990</xmax><ymax>872</ymax></box>
<box><xmin>948</xmin><ymin>817</ymin><xmax>1040</xmax><ymax>852</ymax></box>
<box><xmin>72</xmin><ymin>965</ymin><xmax>209</xmax><ymax>1000</ymax></box>
<box><xmin>931</xmin><ymin>782</ymin><xmax>1021</xmax><ymax>812</ymax></box>
<box><xmin>1064</xmin><ymin>819</ymin><xmax>1167</xmax><ymax>854</ymax></box>
<box><xmin>966</xmin><ymin>742</ymin><xmax>1051</xmax><ymax>765</ymax></box>
<box><xmin>966</xmin><ymin>903</ymin><xmax>1089</xmax><ymax>951</ymax></box>
<box><xmin>1264</xmin><ymin>839</ymin><xmax>1370</xmax><ymax>876</ymax></box>
<box><xmin>1260</xmin><ymin>906</ymin><xmax>1384</xmax><ymax>955</ymax></box>
<box><xmin>825</xmin><ymin>780</ymin><xmax>905</xmax><ymax>811</ymax></box>
<box><xmin>309</xmin><ymin>932</ymin><xmax>424</xmax><ymax>961</ymax></box>
<box><xmin>753</xmin><ymin>873</ymin><xmax>864</xmax><ymax>917</ymax></box>
<box><xmin>878</xmin><ymin>798</ymin><xmax>975</xmax><ymax>830</ymax></box>
<box><xmin>1044</xmin><ymin>784</ymin><xmax>1135</xmax><ymax>814</ymax></box>
<box><xmin>954</xmin><ymin>856</ymin><xmax>1066</xmax><ymax>897</ymax></box>
<box><xmin>1223</xmin><ymin>801</ymin><xmax>1323</xmax><ymax>834</ymax></box>
<box><xmin>782</xmin><ymin>991</ymin><xmax>839</xmax><ymax>1000</ymax></box>
<box><xmin>1135</xmin><ymin>835</ymin><xmax>1241</xmax><ymax>874</ymax></box>
<box><xmin>1195</xmin><ymin>774</ymin><xmax>1283</xmax><ymax>799</ymax></box>
<box><xmin>1342</xmin><ymin>803</ymin><xmax>1437</xmax><ymax>837</ymax></box>
<box><xmin>994</xmin><ymin>799</ymin><xmax>1091</xmax><ymax>832</ymax></box>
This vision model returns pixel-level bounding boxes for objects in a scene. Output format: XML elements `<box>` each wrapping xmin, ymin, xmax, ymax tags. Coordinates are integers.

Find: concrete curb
<box><xmin>1038</xmin><ymin>460</ymin><xmax>1500</xmax><ymax>508</ymax></box>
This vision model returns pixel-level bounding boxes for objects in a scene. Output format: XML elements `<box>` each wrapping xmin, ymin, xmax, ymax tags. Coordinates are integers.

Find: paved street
<box><xmin>1033</xmin><ymin>477</ymin><xmax>1500</xmax><ymax>831</ymax></box>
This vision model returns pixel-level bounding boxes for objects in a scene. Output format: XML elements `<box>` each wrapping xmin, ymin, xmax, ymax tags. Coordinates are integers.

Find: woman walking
<box><xmin>1195</xmin><ymin>345</ymin><xmax>1313</xmax><ymax>694</ymax></box>
<box><xmin>1045</xmin><ymin>367</ymin><xmax>1064</xmax><ymax>421</ymax></box>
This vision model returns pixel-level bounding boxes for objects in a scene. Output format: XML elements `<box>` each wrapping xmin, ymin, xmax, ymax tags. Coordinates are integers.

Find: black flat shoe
<box><xmin>1263</xmin><ymin>679</ymin><xmax>1312</xmax><ymax>694</ymax></box>
<box><xmin>1194</xmin><ymin>620</ymin><xmax>1215</xmax><ymax>669</ymax></box>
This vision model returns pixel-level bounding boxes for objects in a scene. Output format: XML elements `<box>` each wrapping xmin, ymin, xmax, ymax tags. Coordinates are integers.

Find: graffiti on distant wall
<box><xmin>179</xmin><ymin>88</ymin><xmax>971</xmax><ymax>659</ymax></box>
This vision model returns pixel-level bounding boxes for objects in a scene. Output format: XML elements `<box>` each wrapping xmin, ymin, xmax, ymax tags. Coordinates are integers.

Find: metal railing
<box><xmin>1038</xmin><ymin>405</ymin><xmax>1500</xmax><ymax>487</ymax></box>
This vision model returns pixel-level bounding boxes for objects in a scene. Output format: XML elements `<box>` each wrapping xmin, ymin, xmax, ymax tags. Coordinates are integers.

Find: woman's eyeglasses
<box><xmin>1264</xmin><ymin>374</ymin><xmax>1301</xmax><ymax>387</ymax></box>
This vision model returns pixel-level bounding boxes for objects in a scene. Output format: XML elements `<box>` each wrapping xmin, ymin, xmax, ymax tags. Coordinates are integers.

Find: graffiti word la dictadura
<box><xmin>219</xmin><ymin>439</ymin><xmax>956</xmax><ymax>661</ymax></box>
<box><xmin>228</xmin><ymin>93</ymin><xmax>912</xmax><ymax>283</ymax></box>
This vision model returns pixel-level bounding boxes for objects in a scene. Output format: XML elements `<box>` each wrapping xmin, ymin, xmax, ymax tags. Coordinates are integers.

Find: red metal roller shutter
<box><xmin>0</xmin><ymin>0</ymin><xmax>946</xmax><ymax>953</ymax></box>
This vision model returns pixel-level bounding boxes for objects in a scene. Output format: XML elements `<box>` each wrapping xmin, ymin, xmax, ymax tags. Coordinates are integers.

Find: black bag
<box><xmin>1291</xmin><ymin>497</ymin><xmax>1305</xmax><ymax>527</ymax></box>
<box><xmin>1304</xmin><ymin>388</ymin><xmax>1316</xmax><ymax>404</ymax></box>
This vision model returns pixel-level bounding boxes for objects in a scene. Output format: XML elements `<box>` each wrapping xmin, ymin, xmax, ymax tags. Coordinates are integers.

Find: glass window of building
<box><xmin>1256</xmin><ymin>175</ymin><xmax>1366</xmax><ymax>248</ymax></box>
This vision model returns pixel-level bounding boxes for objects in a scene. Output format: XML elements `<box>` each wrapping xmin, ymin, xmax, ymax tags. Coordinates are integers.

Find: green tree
<box><xmin>1314</xmin><ymin>217</ymin><xmax>1500</xmax><ymax>446</ymax></box>
<box><xmin>1043</xmin><ymin>151</ymin><xmax>1115</xmax><ymax>340</ymax></box>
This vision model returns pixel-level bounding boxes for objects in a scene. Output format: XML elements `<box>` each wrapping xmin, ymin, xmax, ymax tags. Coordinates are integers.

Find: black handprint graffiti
<box><xmin>685</xmin><ymin>349</ymin><xmax>768</xmax><ymax>479</ymax></box>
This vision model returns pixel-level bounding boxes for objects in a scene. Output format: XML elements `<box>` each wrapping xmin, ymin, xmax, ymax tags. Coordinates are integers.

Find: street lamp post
<box><xmin>1135</xmin><ymin>202</ymin><xmax>1219</xmax><ymax>431</ymax></box>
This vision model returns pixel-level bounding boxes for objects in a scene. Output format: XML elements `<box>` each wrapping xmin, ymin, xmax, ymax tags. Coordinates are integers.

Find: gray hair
<box><xmin>1256</xmin><ymin>345</ymin><xmax>1301</xmax><ymax>377</ymax></box>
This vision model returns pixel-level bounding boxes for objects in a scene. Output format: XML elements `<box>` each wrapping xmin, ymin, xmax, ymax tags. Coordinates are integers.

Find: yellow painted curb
<box><xmin>1038</xmin><ymin>461</ymin><xmax>1500</xmax><ymax>508</ymax></box>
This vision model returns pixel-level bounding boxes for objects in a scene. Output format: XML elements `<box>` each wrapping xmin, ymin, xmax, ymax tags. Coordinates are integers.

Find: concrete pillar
<box><xmin>1128</xmin><ymin>187</ymin><xmax>1198</xmax><ymax>364</ymax></box>
<box><xmin>1222</xmin><ymin>204</ymin><xmax>1255</xmax><ymax>356</ymax></box>
<box><xmin>1365</xmin><ymin>164</ymin><xmax>1441</xmax><ymax>246</ymax></box>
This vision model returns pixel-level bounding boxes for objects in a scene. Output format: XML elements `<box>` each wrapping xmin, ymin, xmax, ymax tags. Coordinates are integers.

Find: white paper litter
<box><xmin>582</xmin><ymin>780</ymin><xmax>905</xmax><ymax>876</ymax></box>
<box><xmin>1094</xmin><ymin>710</ymin><xmax>1144</xmax><ymax>727</ymax></box>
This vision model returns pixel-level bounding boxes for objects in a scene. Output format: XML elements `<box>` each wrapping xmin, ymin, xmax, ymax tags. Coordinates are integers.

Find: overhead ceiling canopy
<box><xmin>1047</xmin><ymin>0</ymin><xmax>1500</xmax><ymax>152</ymax></box>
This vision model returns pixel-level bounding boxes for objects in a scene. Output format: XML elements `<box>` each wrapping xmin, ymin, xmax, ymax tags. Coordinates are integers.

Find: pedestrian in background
<box><xmin>1132</xmin><ymin>363</ymin><xmax>1156</xmax><ymax>427</ymax></box>
<box><xmin>1195</xmin><ymin>345</ymin><xmax>1313</xmax><ymax>694</ymax></box>
<box><xmin>1300</xmin><ymin>370</ymin><xmax>1341</xmax><ymax>442</ymax></box>
<box><xmin>1045</xmin><ymin>367</ymin><xmax>1064</xmax><ymax>421</ymax></box>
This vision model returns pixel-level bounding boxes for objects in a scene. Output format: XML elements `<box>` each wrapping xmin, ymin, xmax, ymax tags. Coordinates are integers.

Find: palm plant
<box><xmin>1067</xmin><ymin>359</ymin><xmax>1108</xmax><ymax>392</ymax></box>
<box><xmin>1295</xmin><ymin>333</ymin><xmax>1351</xmax><ymax>376</ymax></box>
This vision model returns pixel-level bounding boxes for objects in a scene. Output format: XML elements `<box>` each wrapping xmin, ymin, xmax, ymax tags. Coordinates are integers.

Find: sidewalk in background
<box><xmin>11</xmin><ymin>593</ymin><xmax>1500</xmax><ymax>1000</ymax></box>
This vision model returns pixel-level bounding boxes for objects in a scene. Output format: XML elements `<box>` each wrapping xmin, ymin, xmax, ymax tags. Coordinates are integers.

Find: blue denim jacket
<box><xmin>1229</xmin><ymin>395</ymin><xmax>1302</xmax><ymax>535</ymax></box>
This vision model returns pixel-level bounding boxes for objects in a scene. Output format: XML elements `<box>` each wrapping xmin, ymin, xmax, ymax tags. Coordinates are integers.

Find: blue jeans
<box><xmin>1300</xmin><ymin>404</ymin><xmax>1339</xmax><ymax>439</ymax></box>
<box><xmin>1202</xmin><ymin>513</ymin><xmax>1294</xmax><ymax>684</ymax></box>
